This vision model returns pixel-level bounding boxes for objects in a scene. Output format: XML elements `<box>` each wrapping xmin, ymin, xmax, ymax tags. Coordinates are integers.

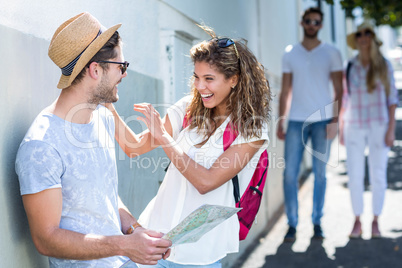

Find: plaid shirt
<box><xmin>343</xmin><ymin>56</ymin><xmax>398</xmax><ymax>128</ymax></box>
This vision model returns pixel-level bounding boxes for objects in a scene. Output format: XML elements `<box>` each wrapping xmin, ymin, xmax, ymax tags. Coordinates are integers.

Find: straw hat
<box><xmin>346</xmin><ymin>20</ymin><xmax>383</xmax><ymax>50</ymax></box>
<box><xmin>48</xmin><ymin>12</ymin><xmax>121</xmax><ymax>89</ymax></box>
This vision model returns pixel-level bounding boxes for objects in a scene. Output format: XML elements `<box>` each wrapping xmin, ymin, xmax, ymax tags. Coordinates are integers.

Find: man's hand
<box><xmin>276</xmin><ymin>119</ymin><xmax>286</xmax><ymax>140</ymax></box>
<box><xmin>122</xmin><ymin>227</ymin><xmax>172</xmax><ymax>265</ymax></box>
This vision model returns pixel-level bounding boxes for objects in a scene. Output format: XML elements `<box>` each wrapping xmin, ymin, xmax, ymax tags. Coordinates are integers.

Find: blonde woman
<box><xmin>340</xmin><ymin>21</ymin><xmax>398</xmax><ymax>239</ymax></box>
<box><xmin>107</xmin><ymin>26</ymin><xmax>271</xmax><ymax>267</ymax></box>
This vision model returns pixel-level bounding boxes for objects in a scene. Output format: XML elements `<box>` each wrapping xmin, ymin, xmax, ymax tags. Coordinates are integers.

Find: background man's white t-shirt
<box><xmin>282</xmin><ymin>42</ymin><xmax>343</xmax><ymax>122</ymax></box>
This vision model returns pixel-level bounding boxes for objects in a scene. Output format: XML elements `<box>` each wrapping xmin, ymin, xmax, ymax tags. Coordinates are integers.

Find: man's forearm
<box><xmin>333</xmin><ymin>88</ymin><xmax>343</xmax><ymax>122</ymax></box>
<box><xmin>331</xmin><ymin>71</ymin><xmax>343</xmax><ymax>122</ymax></box>
<box><xmin>34</xmin><ymin>228</ymin><xmax>125</xmax><ymax>260</ymax></box>
<box><xmin>278</xmin><ymin>92</ymin><xmax>287</xmax><ymax>119</ymax></box>
<box><xmin>279</xmin><ymin>73</ymin><xmax>292</xmax><ymax>119</ymax></box>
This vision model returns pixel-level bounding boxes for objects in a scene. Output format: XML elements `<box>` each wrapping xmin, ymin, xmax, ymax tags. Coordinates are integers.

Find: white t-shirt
<box><xmin>282</xmin><ymin>42</ymin><xmax>343</xmax><ymax>122</ymax></box>
<box><xmin>15</xmin><ymin>106</ymin><xmax>129</xmax><ymax>267</ymax></box>
<box><xmin>138</xmin><ymin>96</ymin><xmax>269</xmax><ymax>265</ymax></box>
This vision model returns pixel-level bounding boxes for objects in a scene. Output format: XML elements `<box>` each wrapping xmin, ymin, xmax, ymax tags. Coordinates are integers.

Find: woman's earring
<box><xmin>232</xmin><ymin>85</ymin><xmax>236</xmax><ymax>89</ymax></box>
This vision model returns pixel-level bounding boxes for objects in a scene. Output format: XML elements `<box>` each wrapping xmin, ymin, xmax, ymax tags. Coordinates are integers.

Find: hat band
<box><xmin>61</xmin><ymin>29</ymin><xmax>102</xmax><ymax>76</ymax></box>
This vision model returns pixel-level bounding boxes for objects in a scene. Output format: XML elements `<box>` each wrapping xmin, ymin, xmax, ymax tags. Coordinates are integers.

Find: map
<box><xmin>120</xmin><ymin>204</ymin><xmax>240</xmax><ymax>267</ymax></box>
<box><xmin>162</xmin><ymin>204</ymin><xmax>241</xmax><ymax>246</ymax></box>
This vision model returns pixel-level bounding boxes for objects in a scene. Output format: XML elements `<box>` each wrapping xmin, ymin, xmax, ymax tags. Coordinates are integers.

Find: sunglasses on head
<box><xmin>97</xmin><ymin>60</ymin><xmax>130</xmax><ymax>74</ymax></box>
<box><xmin>303</xmin><ymin>19</ymin><xmax>322</xmax><ymax>26</ymax></box>
<box><xmin>215</xmin><ymin>38</ymin><xmax>240</xmax><ymax>59</ymax></box>
<box><xmin>355</xmin><ymin>29</ymin><xmax>372</xmax><ymax>38</ymax></box>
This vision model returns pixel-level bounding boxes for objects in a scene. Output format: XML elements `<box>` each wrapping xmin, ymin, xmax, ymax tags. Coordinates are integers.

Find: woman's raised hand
<box><xmin>134</xmin><ymin>103</ymin><xmax>167</xmax><ymax>142</ymax></box>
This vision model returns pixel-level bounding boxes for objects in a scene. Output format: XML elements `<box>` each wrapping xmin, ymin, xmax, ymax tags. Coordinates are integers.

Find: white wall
<box><xmin>163</xmin><ymin>0</ymin><xmax>260</xmax><ymax>54</ymax></box>
<box><xmin>0</xmin><ymin>23</ymin><xmax>60</xmax><ymax>267</ymax></box>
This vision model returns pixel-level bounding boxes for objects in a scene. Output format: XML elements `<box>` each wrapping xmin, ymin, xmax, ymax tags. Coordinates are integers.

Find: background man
<box><xmin>276</xmin><ymin>7</ymin><xmax>343</xmax><ymax>242</ymax></box>
<box><xmin>15</xmin><ymin>12</ymin><xmax>171</xmax><ymax>267</ymax></box>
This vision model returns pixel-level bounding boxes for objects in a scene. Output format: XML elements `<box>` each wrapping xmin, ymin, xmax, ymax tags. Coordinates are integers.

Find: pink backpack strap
<box><xmin>223</xmin><ymin>122</ymin><xmax>238</xmax><ymax>150</ymax></box>
<box><xmin>182</xmin><ymin>113</ymin><xmax>190</xmax><ymax>129</ymax></box>
<box><xmin>222</xmin><ymin>122</ymin><xmax>241</xmax><ymax>204</ymax></box>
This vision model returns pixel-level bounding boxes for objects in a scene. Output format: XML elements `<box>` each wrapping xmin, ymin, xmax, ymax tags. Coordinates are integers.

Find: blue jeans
<box><xmin>283</xmin><ymin>120</ymin><xmax>332</xmax><ymax>228</ymax></box>
<box><xmin>139</xmin><ymin>260</ymin><xmax>221</xmax><ymax>268</ymax></box>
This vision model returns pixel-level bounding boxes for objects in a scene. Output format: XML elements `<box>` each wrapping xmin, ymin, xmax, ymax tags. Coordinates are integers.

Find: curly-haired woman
<box><xmin>107</xmin><ymin>25</ymin><xmax>271</xmax><ymax>267</ymax></box>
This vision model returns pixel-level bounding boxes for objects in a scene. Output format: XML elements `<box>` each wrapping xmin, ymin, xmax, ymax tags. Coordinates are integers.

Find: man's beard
<box><xmin>88</xmin><ymin>75</ymin><xmax>119</xmax><ymax>105</ymax></box>
<box><xmin>304</xmin><ymin>28</ymin><xmax>318</xmax><ymax>39</ymax></box>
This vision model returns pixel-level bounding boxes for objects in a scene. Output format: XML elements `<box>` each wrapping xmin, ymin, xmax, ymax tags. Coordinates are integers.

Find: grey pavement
<box><xmin>233</xmin><ymin>128</ymin><xmax>402</xmax><ymax>268</ymax></box>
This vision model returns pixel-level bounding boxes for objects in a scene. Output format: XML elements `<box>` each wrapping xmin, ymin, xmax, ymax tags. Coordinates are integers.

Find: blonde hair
<box><xmin>362</xmin><ymin>38</ymin><xmax>390</xmax><ymax>96</ymax></box>
<box><xmin>186</xmin><ymin>26</ymin><xmax>271</xmax><ymax>140</ymax></box>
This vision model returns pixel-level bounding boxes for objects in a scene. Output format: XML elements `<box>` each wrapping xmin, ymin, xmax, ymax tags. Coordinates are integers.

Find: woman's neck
<box><xmin>359</xmin><ymin>52</ymin><xmax>370</xmax><ymax>66</ymax></box>
<box><xmin>359</xmin><ymin>50</ymin><xmax>370</xmax><ymax>67</ymax></box>
<box><xmin>214</xmin><ymin>104</ymin><xmax>229</xmax><ymax>123</ymax></box>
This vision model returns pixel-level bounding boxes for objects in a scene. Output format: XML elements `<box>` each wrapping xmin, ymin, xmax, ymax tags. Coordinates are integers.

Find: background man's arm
<box><xmin>327</xmin><ymin>70</ymin><xmax>343</xmax><ymax>139</ymax></box>
<box><xmin>276</xmin><ymin>72</ymin><xmax>292</xmax><ymax>140</ymax></box>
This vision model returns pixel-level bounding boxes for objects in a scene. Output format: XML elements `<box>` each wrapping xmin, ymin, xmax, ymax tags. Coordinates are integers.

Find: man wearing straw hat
<box><xmin>15</xmin><ymin>12</ymin><xmax>171</xmax><ymax>267</ymax></box>
<box><xmin>277</xmin><ymin>7</ymin><xmax>343</xmax><ymax>242</ymax></box>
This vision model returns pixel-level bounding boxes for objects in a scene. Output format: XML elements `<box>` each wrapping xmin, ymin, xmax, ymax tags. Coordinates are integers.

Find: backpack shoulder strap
<box><xmin>232</xmin><ymin>175</ymin><xmax>241</xmax><ymax>204</ymax></box>
<box><xmin>182</xmin><ymin>113</ymin><xmax>190</xmax><ymax>129</ymax></box>
<box><xmin>223</xmin><ymin>122</ymin><xmax>238</xmax><ymax>150</ymax></box>
<box><xmin>221</xmin><ymin>122</ymin><xmax>241</xmax><ymax>204</ymax></box>
<box><xmin>346</xmin><ymin>60</ymin><xmax>353</xmax><ymax>95</ymax></box>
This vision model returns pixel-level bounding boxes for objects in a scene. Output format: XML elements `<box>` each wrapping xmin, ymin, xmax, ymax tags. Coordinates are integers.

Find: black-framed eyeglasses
<box><xmin>303</xmin><ymin>19</ymin><xmax>322</xmax><ymax>26</ymax></box>
<box><xmin>97</xmin><ymin>61</ymin><xmax>130</xmax><ymax>74</ymax></box>
<box><xmin>355</xmin><ymin>29</ymin><xmax>372</xmax><ymax>38</ymax></box>
<box><xmin>215</xmin><ymin>38</ymin><xmax>240</xmax><ymax>59</ymax></box>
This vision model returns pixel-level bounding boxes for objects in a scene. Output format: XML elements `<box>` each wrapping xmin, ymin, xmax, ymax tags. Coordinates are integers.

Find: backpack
<box><xmin>182</xmin><ymin>116</ymin><xmax>269</xmax><ymax>240</ymax></box>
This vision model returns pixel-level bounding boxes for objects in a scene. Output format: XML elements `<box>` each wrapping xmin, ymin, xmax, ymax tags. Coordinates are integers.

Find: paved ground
<box><xmin>234</xmin><ymin>133</ymin><xmax>402</xmax><ymax>268</ymax></box>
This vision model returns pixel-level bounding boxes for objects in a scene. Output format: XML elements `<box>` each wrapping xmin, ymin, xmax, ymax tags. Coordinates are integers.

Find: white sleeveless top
<box><xmin>139</xmin><ymin>96</ymin><xmax>269</xmax><ymax>265</ymax></box>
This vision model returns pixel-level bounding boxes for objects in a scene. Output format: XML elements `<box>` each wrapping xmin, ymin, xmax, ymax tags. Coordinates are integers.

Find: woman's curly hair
<box><xmin>186</xmin><ymin>25</ymin><xmax>271</xmax><ymax>139</ymax></box>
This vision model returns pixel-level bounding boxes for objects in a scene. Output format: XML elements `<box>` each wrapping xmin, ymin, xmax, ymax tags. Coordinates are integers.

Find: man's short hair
<box><xmin>302</xmin><ymin>7</ymin><xmax>324</xmax><ymax>21</ymax></box>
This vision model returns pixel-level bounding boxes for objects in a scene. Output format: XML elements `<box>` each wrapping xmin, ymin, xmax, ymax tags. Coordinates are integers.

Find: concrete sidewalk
<box><xmin>233</xmin><ymin>138</ymin><xmax>402</xmax><ymax>268</ymax></box>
